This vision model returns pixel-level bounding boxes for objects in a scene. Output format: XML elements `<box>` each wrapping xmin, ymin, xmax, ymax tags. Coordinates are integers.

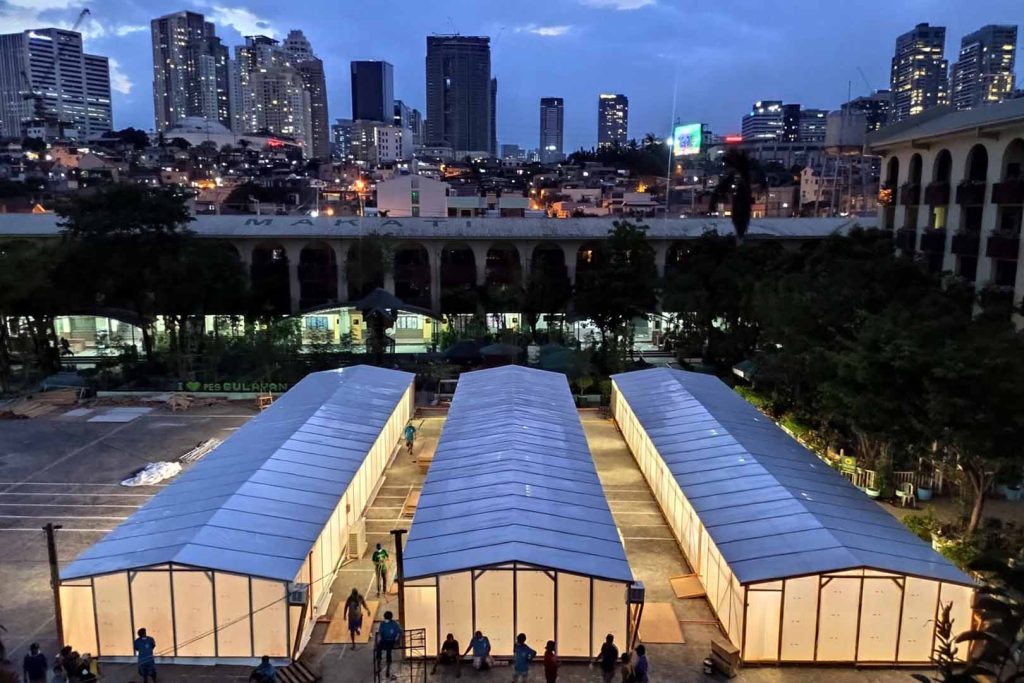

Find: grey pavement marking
<box><xmin>0</xmin><ymin>491</ymin><xmax>154</xmax><ymax>497</ymax></box>
<box><xmin>0</xmin><ymin>502</ymin><xmax>140</xmax><ymax>508</ymax></box>
<box><xmin>0</xmin><ymin>482</ymin><xmax>166</xmax><ymax>487</ymax></box>
<box><xmin>0</xmin><ymin>527</ymin><xmax>112</xmax><ymax>532</ymax></box>
<box><xmin>0</xmin><ymin>514</ymin><xmax>128</xmax><ymax>520</ymax></box>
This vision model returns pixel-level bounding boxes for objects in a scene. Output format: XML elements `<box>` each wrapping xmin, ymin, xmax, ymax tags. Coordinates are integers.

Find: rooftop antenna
<box><xmin>71</xmin><ymin>8</ymin><xmax>91</xmax><ymax>32</ymax></box>
<box><xmin>447</xmin><ymin>16</ymin><xmax>458</xmax><ymax>35</ymax></box>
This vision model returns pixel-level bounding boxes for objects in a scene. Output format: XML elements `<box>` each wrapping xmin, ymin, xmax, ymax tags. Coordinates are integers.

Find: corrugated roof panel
<box><xmin>403</xmin><ymin>366</ymin><xmax>633</xmax><ymax>583</ymax></box>
<box><xmin>62</xmin><ymin>365</ymin><xmax>413</xmax><ymax>581</ymax></box>
<box><xmin>612</xmin><ymin>368</ymin><xmax>972</xmax><ymax>586</ymax></box>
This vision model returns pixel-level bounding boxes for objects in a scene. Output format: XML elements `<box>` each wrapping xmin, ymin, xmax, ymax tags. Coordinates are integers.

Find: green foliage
<box><xmin>711</xmin><ymin>148</ymin><xmax>766</xmax><ymax>244</ymax></box>
<box><xmin>567</xmin><ymin>136</ymin><xmax>669</xmax><ymax>177</ymax></box>
<box><xmin>903</xmin><ymin>511</ymin><xmax>938</xmax><ymax>542</ymax></box>
<box><xmin>956</xmin><ymin>553</ymin><xmax>1024</xmax><ymax>681</ymax></box>
<box><xmin>911</xmin><ymin>602</ymin><xmax>981</xmax><ymax>683</ymax></box>
<box><xmin>734</xmin><ymin>385</ymin><xmax>773</xmax><ymax>413</ymax></box>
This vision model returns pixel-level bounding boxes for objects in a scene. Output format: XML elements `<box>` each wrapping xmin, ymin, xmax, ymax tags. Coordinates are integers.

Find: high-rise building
<box><xmin>741</xmin><ymin>100</ymin><xmax>784</xmax><ymax>141</ymax></box>
<box><xmin>234</xmin><ymin>35</ymin><xmax>313</xmax><ymax>154</ymax></box>
<box><xmin>284</xmin><ymin>30</ymin><xmax>329</xmax><ymax>159</ymax></box>
<box><xmin>425</xmin><ymin>35</ymin><xmax>493</xmax><ymax>155</ymax></box>
<box><xmin>351</xmin><ymin>60</ymin><xmax>393</xmax><ymax>123</ymax></box>
<box><xmin>799</xmin><ymin>109</ymin><xmax>828</xmax><ymax>143</ymax></box>
<box><xmin>597</xmin><ymin>93</ymin><xmax>628</xmax><ymax>148</ymax></box>
<box><xmin>393</xmin><ymin>100</ymin><xmax>425</xmax><ymax>152</ymax></box>
<box><xmin>331</xmin><ymin>118</ymin><xmax>353</xmax><ymax>160</ymax></box>
<box><xmin>351</xmin><ymin>119</ymin><xmax>411</xmax><ymax>165</ymax></box>
<box><xmin>951</xmin><ymin>24</ymin><xmax>1017</xmax><ymax>111</ymax></box>
<box><xmin>0</xmin><ymin>28</ymin><xmax>112</xmax><ymax>140</ymax></box>
<box><xmin>781</xmin><ymin>104</ymin><xmax>801</xmax><ymax>142</ymax></box>
<box><xmin>890</xmin><ymin>23</ymin><xmax>949</xmax><ymax>122</ymax></box>
<box><xmin>539</xmin><ymin>97</ymin><xmax>564</xmax><ymax>163</ymax></box>
<box><xmin>151</xmin><ymin>11</ymin><xmax>231</xmax><ymax>132</ymax></box>
<box><xmin>841</xmin><ymin>90</ymin><xmax>893</xmax><ymax>132</ymax></box>
<box><xmin>501</xmin><ymin>143</ymin><xmax>521</xmax><ymax>160</ymax></box>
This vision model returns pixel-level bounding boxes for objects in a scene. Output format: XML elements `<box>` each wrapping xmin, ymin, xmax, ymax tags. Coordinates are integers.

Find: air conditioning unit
<box><xmin>347</xmin><ymin>518</ymin><xmax>367</xmax><ymax>559</ymax></box>
<box><xmin>287</xmin><ymin>583</ymin><xmax>309</xmax><ymax>606</ymax></box>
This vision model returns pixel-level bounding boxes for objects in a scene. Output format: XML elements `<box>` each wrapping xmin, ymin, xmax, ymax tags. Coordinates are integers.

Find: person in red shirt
<box><xmin>543</xmin><ymin>640</ymin><xmax>559</xmax><ymax>683</ymax></box>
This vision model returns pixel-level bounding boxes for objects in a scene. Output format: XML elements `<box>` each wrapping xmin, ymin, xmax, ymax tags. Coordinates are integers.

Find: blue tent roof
<box><xmin>611</xmin><ymin>368</ymin><xmax>972</xmax><ymax>586</ymax></box>
<box><xmin>61</xmin><ymin>365</ymin><xmax>414</xmax><ymax>582</ymax></box>
<box><xmin>403</xmin><ymin>366</ymin><xmax>633</xmax><ymax>583</ymax></box>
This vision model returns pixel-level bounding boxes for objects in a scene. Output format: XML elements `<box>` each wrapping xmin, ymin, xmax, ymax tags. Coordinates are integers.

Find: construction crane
<box><xmin>71</xmin><ymin>8</ymin><xmax>91</xmax><ymax>32</ymax></box>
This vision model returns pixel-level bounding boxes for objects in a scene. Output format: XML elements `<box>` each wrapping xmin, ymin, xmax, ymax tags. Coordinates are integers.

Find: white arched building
<box><xmin>867</xmin><ymin>98</ymin><xmax>1024</xmax><ymax>312</ymax></box>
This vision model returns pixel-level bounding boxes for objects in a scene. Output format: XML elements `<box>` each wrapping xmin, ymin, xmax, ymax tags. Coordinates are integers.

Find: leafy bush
<box><xmin>903</xmin><ymin>511</ymin><xmax>938</xmax><ymax>542</ymax></box>
<box><xmin>735</xmin><ymin>385</ymin><xmax>772</xmax><ymax>412</ymax></box>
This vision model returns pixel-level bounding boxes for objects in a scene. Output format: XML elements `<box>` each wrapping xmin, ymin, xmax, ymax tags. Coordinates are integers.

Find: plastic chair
<box><xmin>896</xmin><ymin>481</ymin><xmax>916</xmax><ymax>508</ymax></box>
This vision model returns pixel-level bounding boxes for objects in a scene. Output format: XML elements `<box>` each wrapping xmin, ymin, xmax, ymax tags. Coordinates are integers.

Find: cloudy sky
<box><xmin>3</xmin><ymin>0</ymin><xmax>1021</xmax><ymax>150</ymax></box>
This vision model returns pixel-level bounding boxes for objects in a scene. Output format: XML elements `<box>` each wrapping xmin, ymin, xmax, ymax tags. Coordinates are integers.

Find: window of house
<box><xmin>396</xmin><ymin>314</ymin><xmax>422</xmax><ymax>330</ymax></box>
<box><xmin>411</xmin><ymin>190</ymin><xmax>420</xmax><ymax>205</ymax></box>
<box><xmin>305</xmin><ymin>316</ymin><xmax>328</xmax><ymax>330</ymax></box>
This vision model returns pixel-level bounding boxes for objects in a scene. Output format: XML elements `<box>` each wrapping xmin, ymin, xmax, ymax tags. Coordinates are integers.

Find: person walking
<box><xmin>344</xmin><ymin>588</ymin><xmax>372</xmax><ymax>649</ymax></box>
<box><xmin>134</xmin><ymin>627</ymin><xmax>158</xmax><ymax>683</ymax></box>
<box><xmin>372</xmin><ymin>543</ymin><xmax>390</xmax><ymax>595</ymax></box>
<box><xmin>619</xmin><ymin>652</ymin><xmax>636</xmax><ymax>683</ymax></box>
<box><xmin>22</xmin><ymin>643</ymin><xmax>48</xmax><ymax>683</ymax></box>
<box><xmin>463</xmin><ymin>631</ymin><xmax>492</xmax><ymax>671</ymax></box>
<box><xmin>250</xmin><ymin>655</ymin><xmax>278</xmax><ymax>682</ymax></box>
<box><xmin>404</xmin><ymin>423</ymin><xmax>417</xmax><ymax>454</ymax></box>
<box><xmin>543</xmin><ymin>641</ymin><xmax>558</xmax><ymax>683</ymax></box>
<box><xmin>375</xmin><ymin>610</ymin><xmax>403</xmax><ymax>680</ymax></box>
<box><xmin>595</xmin><ymin>634</ymin><xmax>618</xmax><ymax>683</ymax></box>
<box><xmin>634</xmin><ymin>645</ymin><xmax>649</xmax><ymax>683</ymax></box>
<box><xmin>512</xmin><ymin>633</ymin><xmax>536</xmax><ymax>683</ymax></box>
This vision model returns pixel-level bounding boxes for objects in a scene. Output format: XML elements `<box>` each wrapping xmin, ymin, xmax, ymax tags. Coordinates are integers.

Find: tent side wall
<box><xmin>742</xmin><ymin>572</ymin><xmax>974</xmax><ymax>664</ymax></box>
<box><xmin>405</xmin><ymin>565</ymin><xmax>629</xmax><ymax>659</ymax></box>
<box><xmin>292</xmin><ymin>382</ymin><xmax>414</xmax><ymax>642</ymax></box>
<box><xmin>61</xmin><ymin>567</ymin><xmax>290</xmax><ymax>661</ymax></box>
<box><xmin>611</xmin><ymin>381</ymin><xmax>975</xmax><ymax>665</ymax></box>
<box><xmin>60</xmin><ymin>379</ymin><xmax>414</xmax><ymax>663</ymax></box>
<box><xmin>611</xmin><ymin>382</ymin><xmax>745</xmax><ymax>648</ymax></box>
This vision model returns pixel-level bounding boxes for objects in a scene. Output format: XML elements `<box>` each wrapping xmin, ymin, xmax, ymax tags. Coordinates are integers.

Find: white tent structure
<box><xmin>610</xmin><ymin>368</ymin><xmax>974</xmax><ymax>665</ymax></box>
<box><xmin>403</xmin><ymin>366</ymin><xmax>634</xmax><ymax>659</ymax></box>
<box><xmin>59</xmin><ymin>365</ymin><xmax>414</xmax><ymax>664</ymax></box>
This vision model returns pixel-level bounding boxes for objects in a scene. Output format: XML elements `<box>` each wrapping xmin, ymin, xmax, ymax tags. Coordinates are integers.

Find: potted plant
<box><xmin>931</xmin><ymin>521</ymin><xmax>959</xmax><ymax>553</ymax></box>
<box><xmin>916</xmin><ymin>474</ymin><xmax>934</xmax><ymax>502</ymax></box>
<box><xmin>995</xmin><ymin>464</ymin><xmax>1023</xmax><ymax>502</ymax></box>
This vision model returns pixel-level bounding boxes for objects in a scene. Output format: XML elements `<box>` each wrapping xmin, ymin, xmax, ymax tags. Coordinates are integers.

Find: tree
<box><xmin>521</xmin><ymin>253</ymin><xmax>572</xmax><ymax>341</ymax></box>
<box><xmin>955</xmin><ymin>554</ymin><xmax>1024</xmax><ymax>682</ymax></box>
<box><xmin>346</xmin><ymin>232</ymin><xmax>393</xmax><ymax>300</ymax></box>
<box><xmin>924</xmin><ymin>317</ymin><xmax>1024</xmax><ymax>534</ymax></box>
<box><xmin>574</xmin><ymin>220</ymin><xmax>659</xmax><ymax>367</ymax></box>
<box><xmin>912</xmin><ymin>602</ymin><xmax>984</xmax><ymax>683</ymax></box>
<box><xmin>712</xmin><ymin>148</ymin><xmax>765</xmax><ymax>245</ymax></box>
<box><xmin>56</xmin><ymin>185</ymin><xmax>195</xmax><ymax>361</ymax></box>
<box><xmin>111</xmin><ymin>127</ymin><xmax>151</xmax><ymax>151</ymax></box>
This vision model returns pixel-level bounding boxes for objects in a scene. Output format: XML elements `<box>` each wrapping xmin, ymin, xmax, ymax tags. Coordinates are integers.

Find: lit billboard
<box><xmin>672</xmin><ymin>123</ymin><xmax>702</xmax><ymax>157</ymax></box>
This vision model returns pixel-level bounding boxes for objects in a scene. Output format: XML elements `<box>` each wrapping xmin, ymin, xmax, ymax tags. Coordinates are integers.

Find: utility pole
<box><xmin>44</xmin><ymin>523</ymin><xmax>65</xmax><ymax>649</ymax></box>
<box><xmin>389</xmin><ymin>528</ymin><xmax>407</xmax><ymax>628</ymax></box>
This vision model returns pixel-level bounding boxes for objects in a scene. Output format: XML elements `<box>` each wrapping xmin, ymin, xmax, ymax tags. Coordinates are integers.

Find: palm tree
<box><xmin>712</xmin><ymin>148</ymin><xmax>765</xmax><ymax>246</ymax></box>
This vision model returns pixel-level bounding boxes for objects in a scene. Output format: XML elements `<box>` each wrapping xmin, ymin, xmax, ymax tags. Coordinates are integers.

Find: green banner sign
<box><xmin>177</xmin><ymin>381</ymin><xmax>291</xmax><ymax>393</ymax></box>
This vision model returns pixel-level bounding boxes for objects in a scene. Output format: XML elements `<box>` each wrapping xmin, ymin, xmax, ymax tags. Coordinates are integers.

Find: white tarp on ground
<box><xmin>62</xmin><ymin>365</ymin><xmax>414</xmax><ymax>582</ymax></box>
<box><xmin>120</xmin><ymin>462</ymin><xmax>182</xmax><ymax>487</ymax></box>
<box><xmin>610</xmin><ymin>368</ymin><xmax>971</xmax><ymax>586</ymax></box>
<box><xmin>403</xmin><ymin>365</ymin><xmax>633</xmax><ymax>582</ymax></box>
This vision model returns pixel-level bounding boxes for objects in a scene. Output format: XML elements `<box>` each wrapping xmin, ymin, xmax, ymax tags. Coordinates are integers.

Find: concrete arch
<box><xmin>250</xmin><ymin>242</ymin><xmax>290</xmax><ymax>315</ymax></box>
<box><xmin>298</xmin><ymin>241</ymin><xmax>338</xmax><ymax>310</ymax></box>
<box><xmin>483</xmin><ymin>242</ymin><xmax>523</xmax><ymax>313</ymax></box>
<box><xmin>440</xmin><ymin>242</ymin><xmax>478</xmax><ymax>314</ymax></box>
<box><xmin>999</xmin><ymin>138</ymin><xmax>1024</xmax><ymax>181</ymax></box>
<box><xmin>346</xmin><ymin>238</ymin><xmax>386</xmax><ymax>301</ymax></box>
<box><xmin>392</xmin><ymin>242</ymin><xmax>432</xmax><ymax>310</ymax></box>
<box><xmin>932</xmin><ymin>149</ymin><xmax>953</xmax><ymax>184</ymax></box>
<box><xmin>964</xmin><ymin>143</ymin><xmax>989</xmax><ymax>183</ymax></box>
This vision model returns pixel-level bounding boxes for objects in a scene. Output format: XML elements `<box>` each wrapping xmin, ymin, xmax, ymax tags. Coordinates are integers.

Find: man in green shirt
<box><xmin>372</xmin><ymin>543</ymin><xmax>390</xmax><ymax>595</ymax></box>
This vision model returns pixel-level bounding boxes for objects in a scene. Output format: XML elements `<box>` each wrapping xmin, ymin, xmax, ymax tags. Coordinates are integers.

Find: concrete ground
<box><xmin>0</xmin><ymin>399</ymin><xmax>257</xmax><ymax>679</ymax></box>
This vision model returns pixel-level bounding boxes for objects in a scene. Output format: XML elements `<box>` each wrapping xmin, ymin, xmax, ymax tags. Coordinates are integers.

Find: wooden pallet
<box><xmin>277</xmin><ymin>661</ymin><xmax>320</xmax><ymax>683</ymax></box>
<box><xmin>414</xmin><ymin>437</ymin><xmax>438</xmax><ymax>472</ymax></box>
<box><xmin>401</xmin><ymin>488</ymin><xmax>421</xmax><ymax>518</ymax></box>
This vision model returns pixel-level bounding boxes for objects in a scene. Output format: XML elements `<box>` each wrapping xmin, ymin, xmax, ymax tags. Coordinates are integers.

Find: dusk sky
<box><xmin>3</xmin><ymin>0</ymin><xmax>1021</xmax><ymax>150</ymax></box>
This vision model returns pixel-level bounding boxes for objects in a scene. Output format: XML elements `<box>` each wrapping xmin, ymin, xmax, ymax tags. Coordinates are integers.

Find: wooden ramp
<box><xmin>414</xmin><ymin>437</ymin><xmax>438</xmax><ymax>472</ymax></box>
<box><xmin>639</xmin><ymin>602</ymin><xmax>686</xmax><ymax>644</ymax></box>
<box><xmin>277</xmin><ymin>661</ymin><xmax>320</xmax><ymax>683</ymax></box>
<box><xmin>670</xmin><ymin>574</ymin><xmax>706</xmax><ymax>599</ymax></box>
<box><xmin>401</xmin><ymin>488</ymin><xmax>421</xmax><ymax>518</ymax></box>
<box><xmin>323</xmin><ymin>600</ymin><xmax>379</xmax><ymax>644</ymax></box>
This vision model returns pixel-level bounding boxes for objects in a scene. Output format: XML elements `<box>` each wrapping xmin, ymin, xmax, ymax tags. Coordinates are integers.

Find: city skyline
<box><xmin>0</xmin><ymin>0</ymin><xmax>1021</xmax><ymax>150</ymax></box>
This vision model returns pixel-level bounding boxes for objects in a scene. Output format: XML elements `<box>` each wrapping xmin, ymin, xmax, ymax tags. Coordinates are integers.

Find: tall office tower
<box><xmin>425</xmin><ymin>35</ymin><xmax>493</xmax><ymax>155</ymax></box>
<box><xmin>841</xmin><ymin>90</ymin><xmax>893</xmax><ymax>132</ymax></box>
<box><xmin>781</xmin><ymin>103</ymin><xmax>801</xmax><ymax>142</ymax></box>
<box><xmin>234</xmin><ymin>35</ymin><xmax>313</xmax><ymax>154</ymax></box>
<box><xmin>539</xmin><ymin>97</ymin><xmax>564</xmax><ymax>163</ymax></box>
<box><xmin>798</xmin><ymin>108</ymin><xmax>828</xmax><ymax>143</ymax></box>
<box><xmin>410</xmin><ymin>107</ymin><xmax>424</xmax><ymax>147</ymax></box>
<box><xmin>0</xmin><ymin>28</ymin><xmax>112</xmax><ymax>140</ymax></box>
<box><xmin>284</xmin><ymin>30</ymin><xmax>329</xmax><ymax>159</ymax></box>
<box><xmin>890</xmin><ymin>23</ymin><xmax>949</xmax><ymax>122</ymax></box>
<box><xmin>741</xmin><ymin>100</ymin><xmax>784</xmax><ymax>141</ymax></box>
<box><xmin>951</xmin><ymin>25</ymin><xmax>1018</xmax><ymax>110</ymax></box>
<box><xmin>351</xmin><ymin>60</ymin><xmax>393</xmax><ymax>123</ymax></box>
<box><xmin>597</xmin><ymin>93</ymin><xmax>628</xmax><ymax>148</ymax></box>
<box><xmin>151</xmin><ymin>11</ymin><xmax>231</xmax><ymax>132</ymax></box>
<box><xmin>331</xmin><ymin>118</ymin><xmax>354</xmax><ymax>160</ymax></box>
<box><xmin>490</xmin><ymin>77</ymin><xmax>498</xmax><ymax>156</ymax></box>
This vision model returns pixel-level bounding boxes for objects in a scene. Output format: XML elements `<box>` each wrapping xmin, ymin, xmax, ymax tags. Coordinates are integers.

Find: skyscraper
<box><xmin>425</xmin><ymin>35</ymin><xmax>493</xmax><ymax>155</ymax></box>
<box><xmin>234</xmin><ymin>35</ymin><xmax>313</xmax><ymax>154</ymax></box>
<box><xmin>890</xmin><ymin>23</ymin><xmax>949</xmax><ymax>123</ymax></box>
<box><xmin>284</xmin><ymin>30</ymin><xmax>330</xmax><ymax>159</ymax></box>
<box><xmin>350</xmin><ymin>61</ymin><xmax>393</xmax><ymax>123</ymax></box>
<box><xmin>490</xmin><ymin>77</ymin><xmax>498</xmax><ymax>156</ymax></box>
<box><xmin>539</xmin><ymin>97</ymin><xmax>564</xmax><ymax>163</ymax></box>
<box><xmin>798</xmin><ymin>109</ymin><xmax>828</xmax><ymax>143</ymax></box>
<box><xmin>151</xmin><ymin>11</ymin><xmax>231</xmax><ymax>132</ymax></box>
<box><xmin>597</xmin><ymin>93</ymin><xmax>628</xmax><ymax>148</ymax></box>
<box><xmin>951</xmin><ymin>25</ymin><xmax>1018</xmax><ymax>111</ymax></box>
<box><xmin>0</xmin><ymin>28</ymin><xmax>112</xmax><ymax>140</ymax></box>
<box><xmin>741</xmin><ymin>100</ymin><xmax>783</xmax><ymax>141</ymax></box>
<box><xmin>841</xmin><ymin>90</ymin><xmax>893</xmax><ymax>133</ymax></box>
<box><xmin>781</xmin><ymin>103</ymin><xmax>801</xmax><ymax>142</ymax></box>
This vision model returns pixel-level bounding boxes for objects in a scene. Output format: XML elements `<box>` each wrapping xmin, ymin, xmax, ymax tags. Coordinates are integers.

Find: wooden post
<box><xmin>44</xmin><ymin>523</ymin><xmax>65</xmax><ymax>649</ymax></box>
<box><xmin>390</xmin><ymin>528</ymin><xmax>407</xmax><ymax>628</ymax></box>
